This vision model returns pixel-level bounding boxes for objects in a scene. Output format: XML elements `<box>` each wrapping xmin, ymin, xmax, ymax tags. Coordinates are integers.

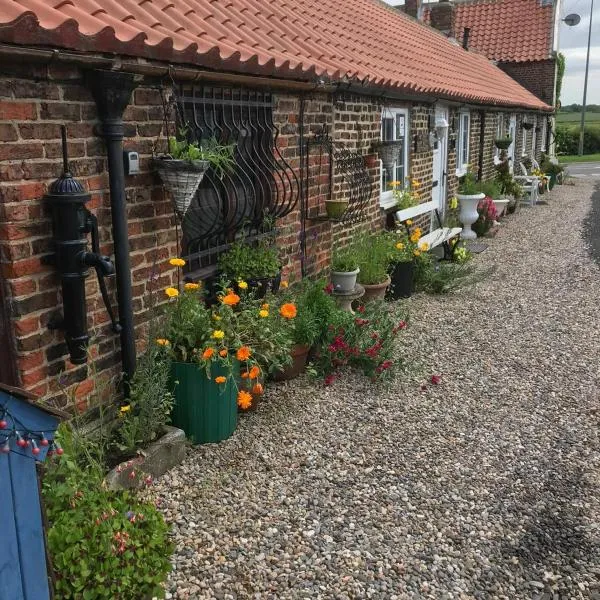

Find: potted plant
<box><xmin>160</xmin><ymin>261</ymin><xmax>267</xmax><ymax>443</ymax></box>
<box><xmin>541</xmin><ymin>158</ymin><xmax>564</xmax><ymax>190</ymax></box>
<box><xmin>385</xmin><ymin>231</ymin><xmax>417</xmax><ymax>299</ymax></box>
<box><xmin>457</xmin><ymin>170</ymin><xmax>485</xmax><ymax>240</ymax></box>
<box><xmin>331</xmin><ymin>246</ymin><xmax>360</xmax><ymax>293</ymax></box>
<box><xmin>472</xmin><ymin>196</ymin><xmax>498</xmax><ymax>237</ymax></box>
<box><xmin>218</xmin><ymin>238</ymin><xmax>282</xmax><ymax>298</ymax></box>
<box><xmin>154</xmin><ymin>131</ymin><xmax>235</xmax><ymax>218</ymax></box>
<box><xmin>477</xmin><ymin>179</ymin><xmax>506</xmax><ymax>220</ymax></box>
<box><xmin>355</xmin><ymin>232</ymin><xmax>391</xmax><ymax>302</ymax></box>
<box><xmin>494</xmin><ymin>137</ymin><xmax>513</xmax><ymax>150</ymax></box>
<box><xmin>391</xmin><ymin>177</ymin><xmax>421</xmax><ymax>210</ymax></box>
<box><xmin>494</xmin><ymin>158</ymin><xmax>523</xmax><ymax>214</ymax></box>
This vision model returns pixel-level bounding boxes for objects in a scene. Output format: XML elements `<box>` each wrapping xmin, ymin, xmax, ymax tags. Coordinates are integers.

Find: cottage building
<box><xmin>0</xmin><ymin>0</ymin><xmax>551</xmax><ymax>408</ymax></box>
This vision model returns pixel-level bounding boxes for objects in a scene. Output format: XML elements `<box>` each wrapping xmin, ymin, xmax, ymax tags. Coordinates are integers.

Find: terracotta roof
<box><xmin>424</xmin><ymin>0</ymin><xmax>554</xmax><ymax>63</ymax></box>
<box><xmin>0</xmin><ymin>0</ymin><xmax>550</xmax><ymax>110</ymax></box>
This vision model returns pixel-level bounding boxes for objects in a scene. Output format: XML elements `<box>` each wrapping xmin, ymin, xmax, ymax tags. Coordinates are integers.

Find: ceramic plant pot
<box><xmin>272</xmin><ymin>344</ymin><xmax>311</xmax><ymax>381</ymax></box>
<box><xmin>361</xmin><ymin>275</ymin><xmax>391</xmax><ymax>302</ymax></box>
<box><xmin>331</xmin><ymin>268</ymin><xmax>359</xmax><ymax>293</ymax></box>
<box><xmin>458</xmin><ymin>192</ymin><xmax>485</xmax><ymax>240</ymax></box>
<box><xmin>154</xmin><ymin>158</ymin><xmax>209</xmax><ymax>218</ymax></box>
<box><xmin>325</xmin><ymin>200</ymin><xmax>349</xmax><ymax>219</ymax></box>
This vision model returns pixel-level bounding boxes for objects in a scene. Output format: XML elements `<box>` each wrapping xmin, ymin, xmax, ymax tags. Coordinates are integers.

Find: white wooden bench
<box><xmin>394</xmin><ymin>200</ymin><xmax>462</xmax><ymax>260</ymax></box>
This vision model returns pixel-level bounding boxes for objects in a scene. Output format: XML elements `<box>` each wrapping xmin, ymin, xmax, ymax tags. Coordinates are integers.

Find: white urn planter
<box><xmin>492</xmin><ymin>198</ymin><xmax>510</xmax><ymax>224</ymax></box>
<box><xmin>458</xmin><ymin>192</ymin><xmax>485</xmax><ymax>240</ymax></box>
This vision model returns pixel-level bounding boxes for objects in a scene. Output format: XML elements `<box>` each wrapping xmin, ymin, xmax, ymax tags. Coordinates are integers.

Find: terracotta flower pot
<box><xmin>361</xmin><ymin>275</ymin><xmax>391</xmax><ymax>302</ymax></box>
<box><xmin>272</xmin><ymin>344</ymin><xmax>310</xmax><ymax>381</ymax></box>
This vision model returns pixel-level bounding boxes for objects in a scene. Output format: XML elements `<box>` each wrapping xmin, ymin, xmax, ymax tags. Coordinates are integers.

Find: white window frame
<box><xmin>379</xmin><ymin>107</ymin><xmax>409</xmax><ymax>208</ymax></box>
<box><xmin>522</xmin><ymin>120</ymin><xmax>528</xmax><ymax>157</ymax></box>
<box><xmin>531</xmin><ymin>115</ymin><xmax>537</xmax><ymax>157</ymax></box>
<box><xmin>494</xmin><ymin>114</ymin><xmax>505</xmax><ymax>162</ymax></box>
<box><xmin>456</xmin><ymin>110</ymin><xmax>470</xmax><ymax>176</ymax></box>
<box><xmin>540</xmin><ymin>118</ymin><xmax>547</xmax><ymax>152</ymax></box>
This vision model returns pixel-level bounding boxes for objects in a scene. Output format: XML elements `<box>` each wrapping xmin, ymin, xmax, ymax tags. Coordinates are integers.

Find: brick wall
<box><xmin>0</xmin><ymin>64</ymin><xmax>177</xmax><ymax>410</ymax></box>
<box><xmin>499</xmin><ymin>59</ymin><xmax>556</xmax><ymax>106</ymax></box>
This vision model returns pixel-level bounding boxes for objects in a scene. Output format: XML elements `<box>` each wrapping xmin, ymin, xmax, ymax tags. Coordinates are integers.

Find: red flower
<box><xmin>356</xmin><ymin>305</ymin><xmax>366</xmax><ymax>314</ymax></box>
<box><xmin>324</xmin><ymin>282</ymin><xmax>334</xmax><ymax>294</ymax></box>
<box><xmin>324</xmin><ymin>374</ymin><xmax>336</xmax><ymax>386</ymax></box>
<box><xmin>398</xmin><ymin>320</ymin><xmax>407</xmax><ymax>329</ymax></box>
<box><xmin>430</xmin><ymin>374</ymin><xmax>442</xmax><ymax>385</ymax></box>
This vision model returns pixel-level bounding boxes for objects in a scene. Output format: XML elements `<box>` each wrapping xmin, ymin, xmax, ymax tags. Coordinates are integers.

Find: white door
<box><xmin>432</xmin><ymin>105</ymin><xmax>449</xmax><ymax>218</ymax></box>
<box><xmin>508</xmin><ymin>114</ymin><xmax>517</xmax><ymax>173</ymax></box>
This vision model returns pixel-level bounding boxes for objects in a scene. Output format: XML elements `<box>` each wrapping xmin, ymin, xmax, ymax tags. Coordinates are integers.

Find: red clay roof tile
<box><xmin>0</xmin><ymin>0</ymin><xmax>550</xmax><ymax>110</ymax></box>
<box><xmin>423</xmin><ymin>0</ymin><xmax>554</xmax><ymax>63</ymax></box>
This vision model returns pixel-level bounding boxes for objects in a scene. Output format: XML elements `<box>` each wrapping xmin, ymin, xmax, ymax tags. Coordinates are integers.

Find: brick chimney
<box><xmin>429</xmin><ymin>0</ymin><xmax>455</xmax><ymax>36</ymax></box>
<box><xmin>403</xmin><ymin>0</ymin><xmax>423</xmax><ymax>19</ymax></box>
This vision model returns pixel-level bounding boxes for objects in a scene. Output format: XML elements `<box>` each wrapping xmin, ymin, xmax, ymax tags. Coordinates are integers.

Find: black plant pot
<box><xmin>387</xmin><ymin>261</ymin><xmax>414</xmax><ymax>300</ymax></box>
<box><xmin>247</xmin><ymin>272</ymin><xmax>282</xmax><ymax>298</ymax></box>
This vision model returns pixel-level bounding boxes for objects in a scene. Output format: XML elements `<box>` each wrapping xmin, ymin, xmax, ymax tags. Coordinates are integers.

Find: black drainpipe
<box><xmin>87</xmin><ymin>70</ymin><xmax>138</xmax><ymax>382</ymax></box>
<box><xmin>478</xmin><ymin>110</ymin><xmax>485</xmax><ymax>181</ymax></box>
<box><xmin>462</xmin><ymin>27</ymin><xmax>471</xmax><ymax>50</ymax></box>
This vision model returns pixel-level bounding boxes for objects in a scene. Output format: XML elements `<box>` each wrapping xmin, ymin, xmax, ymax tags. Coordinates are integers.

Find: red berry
<box><xmin>55</xmin><ymin>447</ymin><xmax>64</xmax><ymax>456</ymax></box>
<box><xmin>0</xmin><ymin>419</ymin><xmax>7</xmax><ymax>429</ymax></box>
<box><xmin>32</xmin><ymin>447</ymin><xmax>40</xmax><ymax>456</ymax></box>
<box><xmin>40</xmin><ymin>436</ymin><xmax>49</xmax><ymax>447</ymax></box>
<box><xmin>16</xmin><ymin>438</ymin><xmax>27</xmax><ymax>448</ymax></box>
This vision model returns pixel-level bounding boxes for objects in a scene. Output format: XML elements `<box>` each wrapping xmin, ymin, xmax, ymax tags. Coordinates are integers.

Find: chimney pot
<box><xmin>429</xmin><ymin>0</ymin><xmax>455</xmax><ymax>36</ymax></box>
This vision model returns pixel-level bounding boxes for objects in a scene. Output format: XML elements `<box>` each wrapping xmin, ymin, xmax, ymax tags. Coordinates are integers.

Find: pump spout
<box><xmin>80</xmin><ymin>252</ymin><xmax>114</xmax><ymax>277</ymax></box>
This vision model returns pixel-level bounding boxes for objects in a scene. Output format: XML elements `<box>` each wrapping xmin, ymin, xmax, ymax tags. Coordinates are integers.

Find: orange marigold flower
<box><xmin>249</xmin><ymin>366</ymin><xmax>261</xmax><ymax>380</ymax></box>
<box><xmin>236</xmin><ymin>346</ymin><xmax>251</xmax><ymax>361</ymax></box>
<box><xmin>237</xmin><ymin>390</ymin><xmax>253</xmax><ymax>410</ymax></box>
<box><xmin>252</xmin><ymin>383</ymin><xmax>264</xmax><ymax>395</ymax></box>
<box><xmin>280</xmin><ymin>281</ymin><xmax>289</xmax><ymax>289</ymax></box>
<box><xmin>219</xmin><ymin>349</ymin><xmax>228</xmax><ymax>357</ymax></box>
<box><xmin>261</xmin><ymin>303</ymin><xmax>269</xmax><ymax>310</ymax></box>
<box><xmin>221</xmin><ymin>292</ymin><xmax>240</xmax><ymax>306</ymax></box>
<box><xmin>215</xmin><ymin>376</ymin><xmax>227</xmax><ymax>384</ymax></box>
<box><xmin>202</xmin><ymin>347</ymin><xmax>214</xmax><ymax>360</ymax></box>
<box><xmin>241</xmin><ymin>371</ymin><xmax>249</xmax><ymax>379</ymax></box>
<box><xmin>280</xmin><ymin>303</ymin><xmax>297</xmax><ymax>319</ymax></box>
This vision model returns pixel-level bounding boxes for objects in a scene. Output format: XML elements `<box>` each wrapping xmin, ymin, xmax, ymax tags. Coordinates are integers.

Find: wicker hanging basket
<box><xmin>154</xmin><ymin>158</ymin><xmax>210</xmax><ymax>219</ymax></box>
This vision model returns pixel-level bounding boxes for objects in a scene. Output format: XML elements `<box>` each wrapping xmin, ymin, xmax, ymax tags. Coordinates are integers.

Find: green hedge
<box><xmin>556</xmin><ymin>124</ymin><xmax>600</xmax><ymax>155</ymax></box>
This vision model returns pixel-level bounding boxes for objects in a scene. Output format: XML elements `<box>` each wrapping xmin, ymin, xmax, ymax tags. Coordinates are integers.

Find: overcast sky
<box><xmin>382</xmin><ymin>0</ymin><xmax>599</xmax><ymax>105</ymax></box>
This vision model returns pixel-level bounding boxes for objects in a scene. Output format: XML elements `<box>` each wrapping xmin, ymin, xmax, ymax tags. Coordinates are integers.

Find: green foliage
<box><xmin>413</xmin><ymin>251</ymin><xmax>479</xmax><ymax>294</ymax></box>
<box><xmin>556</xmin><ymin>52</ymin><xmax>565</xmax><ymax>107</ymax></box>
<box><xmin>457</xmin><ymin>170</ymin><xmax>479</xmax><ymax>195</ymax></box>
<box><xmin>42</xmin><ymin>425</ymin><xmax>172</xmax><ymax>599</ymax></box>
<box><xmin>111</xmin><ymin>344</ymin><xmax>175</xmax><ymax>458</ymax></box>
<box><xmin>218</xmin><ymin>239</ymin><xmax>281</xmax><ymax>280</ymax></box>
<box><xmin>314</xmin><ymin>300</ymin><xmax>407</xmax><ymax>383</ymax></box>
<box><xmin>556</xmin><ymin>124</ymin><xmax>600</xmax><ymax>155</ymax></box>
<box><xmin>476</xmin><ymin>179</ymin><xmax>501</xmax><ymax>199</ymax></box>
<box><xmin>331</xmin><ymin>245</ymin><xmax>359</xmax><ymax>272</ymax></box>
<box><xmin>494</xmin><ymin>157</ymin><xmax>522</xmax><ymax>198</ymax></box>
<box><xmin>167</xmin><ymin>131</ymin><xmax>235</xmax><ymax>178</ymax></box>
<box><xmin>354</xmin><ymin>232</ymin><xmax>391</xmax><ymax>285</ymax></box>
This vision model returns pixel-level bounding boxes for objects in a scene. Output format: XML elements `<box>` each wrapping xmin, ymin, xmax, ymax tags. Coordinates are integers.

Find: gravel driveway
<box><xmin>150</xmin><ymin>180</ymin><xmax>600</xmax><ymax>599</ymax></box>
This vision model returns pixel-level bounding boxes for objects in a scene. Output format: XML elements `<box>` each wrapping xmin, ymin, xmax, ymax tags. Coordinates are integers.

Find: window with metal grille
<box><xmin>175</xmin><ymin>85</ymin><xmax>299</xmax><ymax>279</ymax></box>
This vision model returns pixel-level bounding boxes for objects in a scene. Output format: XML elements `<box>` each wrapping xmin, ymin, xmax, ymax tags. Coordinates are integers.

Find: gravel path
<box><xmin>150</xmin><ymin>180</ymin><xmax>600</xmax><ymax>599</ymax></box>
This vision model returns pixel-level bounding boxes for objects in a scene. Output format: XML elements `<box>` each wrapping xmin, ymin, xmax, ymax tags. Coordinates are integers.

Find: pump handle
<box><xmin>85</xmin><ymin>210</ymin><xmax>122</xmax><ymax>334</ymax></box>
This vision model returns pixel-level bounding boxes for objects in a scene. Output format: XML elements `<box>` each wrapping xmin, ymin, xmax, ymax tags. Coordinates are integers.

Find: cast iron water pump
<box><xmin>46</xmin><ymin>126</ymin><xmax>121</xmax><ymax>364</ymax></box>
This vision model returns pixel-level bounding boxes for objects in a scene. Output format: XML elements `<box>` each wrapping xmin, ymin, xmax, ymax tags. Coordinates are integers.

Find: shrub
<box><xmin>218</xmin><ymin>238</ymin><xmax>281</xmax><ymax>281</ymax></box>
<box><xmin>354</xmin><ymin>232</ymin><xmax>391</xmax><ymax>285</ymax></box>
<box><xmin>331</xmin><ymin>246</ymin><xmax>359</xmax><ymax>272</ymax></box>
<box><xmin>556</xmin><ymin>124</ymin><xmax>600</xmax><ymax>155</ymax></box>
<box><xmin>43</xmin><ymin>425</ymin><xmax>173</xmax><ymax>599</ymax></box>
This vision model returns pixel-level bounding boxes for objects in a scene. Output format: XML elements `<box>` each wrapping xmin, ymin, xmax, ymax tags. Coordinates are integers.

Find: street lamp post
<box><xmin>563</xmin><ymin>0</ymin><xmax>595</xmax><ymax>156</ymax></box>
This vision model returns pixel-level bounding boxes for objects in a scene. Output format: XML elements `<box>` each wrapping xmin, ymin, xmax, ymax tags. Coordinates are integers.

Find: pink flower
<box><xmin>324</xmin><ymin>283</ymin><xmax>334</xmax><ymax>294</ymax></box>
<box><xmin>430</xmin><ymin>374</ymin><xmax>442</xmax><ymax>385</ymax></box>
<box><xmin>128</xmin><ymin>470</ymin><xmax>136</xmax><ymax>479</ymax></box>
<box><xmin>324</xmin><ymin>374</ymin><xmax>336</xmax><ymax>386</ymax></box>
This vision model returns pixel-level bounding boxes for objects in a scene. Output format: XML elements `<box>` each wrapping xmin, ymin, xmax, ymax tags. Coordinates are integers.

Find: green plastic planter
<box><xmin>171</xmin><ymin>361</ymin><xmax>239</xmax><ymax>444</ymax></box>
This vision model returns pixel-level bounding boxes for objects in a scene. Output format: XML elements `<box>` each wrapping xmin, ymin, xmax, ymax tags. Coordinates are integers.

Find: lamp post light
<box><xmin>563</xmin><ymin>1</ymin><xmax>595</xmax><ymax>156</ymax></box>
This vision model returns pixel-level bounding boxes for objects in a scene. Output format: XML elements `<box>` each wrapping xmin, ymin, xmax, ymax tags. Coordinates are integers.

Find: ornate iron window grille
<box><xmin>173</xmin><ymin>85</ymin><xmax>300</xmax><ymax>279</ymax></box>
<box><xmin>303</xmin><ymin>128</ymin><xmax>373</xmax><ymax>225</ymax></box>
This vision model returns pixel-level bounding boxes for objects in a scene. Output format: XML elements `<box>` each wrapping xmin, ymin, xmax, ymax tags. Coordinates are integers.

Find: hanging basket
<box><xmin>154</xmin><ymin>158</ymin><xmax>210</xmax><ymax>218</ymax></box>
<box><xmin>494</xmin><ymin>137</ymin><xmax>513</xmax><ymax>150</ymax></box>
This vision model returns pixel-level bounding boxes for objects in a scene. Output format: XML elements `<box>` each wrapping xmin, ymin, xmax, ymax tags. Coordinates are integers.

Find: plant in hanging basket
<box><xmin>494</xmin><ymin>137</ymin><xmax>513</xmax><ymax>150</ymax></box>
<box><xmin>154</xmin><ymin>132</ymin><xmax>235</xmax><ymax>219</ymax></box>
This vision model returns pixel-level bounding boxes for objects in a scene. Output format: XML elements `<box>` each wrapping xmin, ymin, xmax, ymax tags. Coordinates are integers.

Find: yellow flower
<box><xmin>413</xmin><ymin>249</ymin><xmax>421</xmax><ymax>257</ymax></box>
<box><xmin>165</xmin><ymin>287</ymin><xmax>179</xmax><ymax>298</ymax></box>
<box><xmin>261</xmin><ymin>303</ymin><xmax>269</xmax><ymax>310</ymax></box>
<box><xmin>212</xmin><ymin>330</ymin><xmax>225</xmax><ymax>340</ymax></box>
<box><xmin>410</xmin><ymin>228</ymin><xmax>422</xmax><ymax>243</ymax></box>
<box><xmin>395</xmin><ymin>242</ymin><xmax>405</xmax><ymax>250</ymax></box>
<box><xmin>213</xmin><ymin>314</ymin><xmax>222</xmax><ymax>321</ymax></box>
<box><xmin>411</xmin><ymin>179</ymin><xmax>421</xmax><ymax>188</ymax></box>
<box><xmin>184</xmin><ymin>282</ymin><xmax>200</xmax><ymax>291</ymax></box>
<box><xmin>419</xmin><ymin>242</ymin><xmax>430</xmax><ymax>252</ymax></box>
<box><xmin>156</xmin><ymin>338</ymin><xmax>170</xmax><ymax>346</ymax></box>
<box><xmin>449</xmin><ymin>196</ymin><xmax>458</xmax><ymax>210</ymax></box>
<box><xmin>389</xmin><ymin>180</ymin><xmax>402</xmax><ymax>187</ymax></box>
<box><xmin>119</xmin><ymin>405</ymin><xmax>131</xmax><ymax>413</ymax></box>
<box><xmin>215</xmin><ymin>376</ymin><xmax>227</xmax><ymax>384</ymax></box>
<box><xmin>169</xmin><ymin>258</ymin><xmax>186</xmax><ymax>267</ymax></box>
<box><xmin>259</xmin><ymin>309</ymin><xmax>269</xmax><ymax>318</ymax></box>
<box><xmin>406</xmin><ymin>219</ymin><xmax>413</xmax><ymax>226</ymax></box>
<box><xmin>280</xmin><ymin>280</ymin><xmax>289</xmax><ymax>289</ymax></box>
<box><xmin>238</xmin><ymin>280</ymin><xmax>248</xmax><ymax>290</ymax></box>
